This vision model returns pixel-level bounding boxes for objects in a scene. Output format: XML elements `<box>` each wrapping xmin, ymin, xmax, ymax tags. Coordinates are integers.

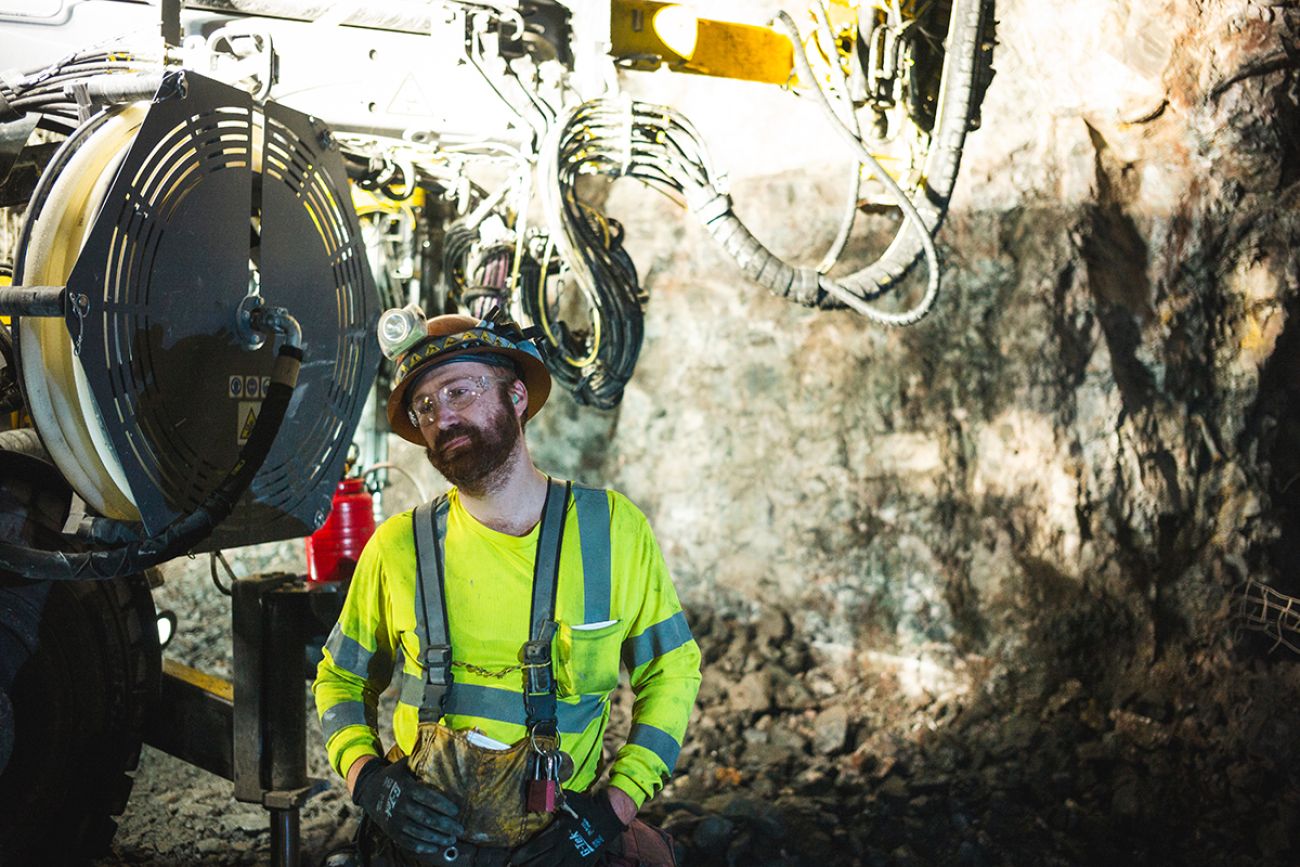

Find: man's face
<box><xmin>408</xmin><ymin>360</ymin><xmax>523</xmax><ymax>493</ymax></box>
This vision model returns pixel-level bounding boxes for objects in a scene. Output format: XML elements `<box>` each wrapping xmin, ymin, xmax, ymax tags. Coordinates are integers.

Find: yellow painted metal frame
<box><xmin>351</xmin><ymin>182</ymin><xmax>425</xmax><ymax>216</ymax></box>
<box><xmin>163</xmin><ymin>658</ymin><xmax>235</xmax><ymax>703</ymax></box>
<box><xmin>609</xmin><ymin>0</ymin><xmax>869</xmax><ymax>88</ymax></box>
<box><xmin>610</xmin><ymin>0</ymin><xmax>796</xmax><ymax>84</ymax></box>
<box><xmin>1</xmin><ymin>273</ymin><xmax>14</xmax><ymax>430</ymax></box>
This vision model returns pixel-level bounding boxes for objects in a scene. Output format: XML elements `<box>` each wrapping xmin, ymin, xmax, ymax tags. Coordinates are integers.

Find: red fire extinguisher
<box><xmin>305</xmin><ymin>477</ymin><xmax>376</xmax><ymax>583</ymax></box>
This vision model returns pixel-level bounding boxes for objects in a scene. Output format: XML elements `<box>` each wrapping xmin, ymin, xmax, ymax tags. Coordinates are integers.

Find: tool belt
<box><xmin>362</xmin><ymin>816</ymin><xmax>678</xmax><ymax>867</ymax></box>
<box><xmin>361</xmin><ymin>812</ymin><xmax>679</xmax><ymax>867</ymax></box>
<box><xmin>406</xmin><ymin>724</ymin><xmax>557</xmax><ymax>848</ymax></box>
<box><xmin>361</xmin><ymin>811</ymin><xmax>513</xmax><ymax>867</ymax></box>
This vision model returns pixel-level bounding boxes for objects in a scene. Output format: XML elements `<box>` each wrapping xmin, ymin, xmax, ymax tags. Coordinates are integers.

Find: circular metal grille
<box><xmin>20</xmin><ymin>72</ymin><xmax>379</xmax><ymax>546</ymax></box>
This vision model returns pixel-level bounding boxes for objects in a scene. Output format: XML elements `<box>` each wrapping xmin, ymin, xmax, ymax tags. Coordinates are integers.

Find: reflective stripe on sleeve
<box><xmin>398</xmin><ymin>670</ymin><xmax>424</xmax><ymax>706</ymax></box>
<box><xmin>320</xmin><ymin>700</ymin><xmax>376</xmax><ymax>740</ymax></box>
<box><xmin>628</xmin><ymin>722</ymin><xmax>681</xmax><ymax>772</ymax></box>
<box><xmin>325</xmin><ymin>624</ymin><xmax>375</xmax><ymax>679</ymax></box>
<box><xmin>622</xmin><ymin>610</ymin><xmax>693</xmax><ymax>671</ymax></box>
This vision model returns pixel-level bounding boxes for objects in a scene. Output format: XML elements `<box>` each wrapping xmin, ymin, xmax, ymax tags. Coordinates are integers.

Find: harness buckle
<box><xmin>521</xmin><ymin>625</ymin><xmax>554</xmax><ymax>664</ymax></box>
<box><xmin>424</xmin><ymin>643</ymin><xmax>453</xmax><ymax>685</ymax></box>
<box><xmin>521</xmin><ymin>623</ymin><xmax>555</xmax><ymax>697</ymax></box>
<box><xmin>523</xmin><ymin>662</ymin><xmax>554</xmax><ymax>696</ymax></box>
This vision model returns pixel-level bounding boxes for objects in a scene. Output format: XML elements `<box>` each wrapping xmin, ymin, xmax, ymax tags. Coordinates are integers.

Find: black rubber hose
<box><xmin>0</xmin><ymin>344</ymin><xmax>302</xmax><ymax>581</ymax></box>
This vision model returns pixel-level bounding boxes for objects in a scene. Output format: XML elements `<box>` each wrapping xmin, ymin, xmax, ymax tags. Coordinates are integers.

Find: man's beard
<box><xmin>424</xmin><ymin>395</ymin><xmax>521</xmax><ymax>495</ymax></box>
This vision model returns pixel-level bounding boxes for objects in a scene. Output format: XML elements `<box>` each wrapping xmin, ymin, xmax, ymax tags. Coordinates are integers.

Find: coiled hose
<box><xmin>686</xmin><ymin>10</ymin><xmax>943</xmax><ymax>327</ymax></box>
<box><xmin>0</xmin><ymin>342</ymin><xmax>302</xmax><ymax>581</ymax></box>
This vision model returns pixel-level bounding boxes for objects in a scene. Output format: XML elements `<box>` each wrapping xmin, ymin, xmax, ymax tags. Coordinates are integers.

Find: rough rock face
<box><xmin>532</xmin><ymin>0</ymin><xmax>1300</xmax><ymax>668</ymax></box>
<box><xmin>542</xmin><ymin>0</ymin><xmax>1300</xmax><ymax>863</ymax></box>
<box><xmin>98</xmin><ymin>0</ymin><xmax>1300</xmax><ymax>864</ymax></box>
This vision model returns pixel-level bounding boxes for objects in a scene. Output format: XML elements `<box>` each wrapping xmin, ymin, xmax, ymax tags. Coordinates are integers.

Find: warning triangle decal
<box><xmin>240</xmin><ymin>407</ymin><xmax>258</xmax><ymax>442</ymax></box>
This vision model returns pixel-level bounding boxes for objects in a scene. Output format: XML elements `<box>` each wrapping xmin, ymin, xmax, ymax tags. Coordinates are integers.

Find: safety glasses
<box><xmin>408</xmin><ymin>375</ymin><xmax>501</xmax><ymax>427</ymax></box>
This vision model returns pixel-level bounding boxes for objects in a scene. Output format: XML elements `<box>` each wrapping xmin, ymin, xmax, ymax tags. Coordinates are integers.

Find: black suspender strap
<box><xmin>522</xmin><ymin>478</ymin><xmax>570</xmax><ymax>736</ymax></box>
<box><xmin>411</xmin><ymin>480</ymin><xmax>571</xmax><ymax>732</ymax></box>
<box><xmin>413</xmin><ymin>496</ymin><xmax>453</xmax><ymax>724</ymax></box>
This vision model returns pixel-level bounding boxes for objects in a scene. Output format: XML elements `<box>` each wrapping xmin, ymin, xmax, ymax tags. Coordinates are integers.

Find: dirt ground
<box><xmin>91</xmin><ymin>561</ymin><xmax>1300</xmax><ymax>867</ymax></box>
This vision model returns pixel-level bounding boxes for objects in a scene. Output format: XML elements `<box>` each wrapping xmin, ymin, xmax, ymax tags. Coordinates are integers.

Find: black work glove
<box><xmin>510</xmin><ymin>790</ymin><xmax>627</xmax><ymax>867</ymax></box>
<box><xmin>352</xmin><ymin>757</ymin><xmax>464</xmax><ymax>856</ymax></box>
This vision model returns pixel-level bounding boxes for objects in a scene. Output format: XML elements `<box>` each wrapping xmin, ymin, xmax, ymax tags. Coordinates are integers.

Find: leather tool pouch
<box><xmin>405</xmin><ymin>723</ymin><xmax>556</xmax><ymax>848</ymax></box>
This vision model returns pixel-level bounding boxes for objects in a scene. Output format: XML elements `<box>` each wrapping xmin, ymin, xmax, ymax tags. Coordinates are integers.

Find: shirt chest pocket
<box><xmin>553</xmin><ymin>619</ymin><xmax>623</xmax><ymax>698</ymax></box>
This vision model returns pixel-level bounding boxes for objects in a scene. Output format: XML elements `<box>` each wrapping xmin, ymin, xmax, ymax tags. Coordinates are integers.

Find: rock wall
<box><xmin>525</xmin><ymin>1</ymin><xmax>1300</xmax><ymax>861</ymax></box>
<box><xmin>512</xmin><ymin>0</ymin><xmax>1300</xmax><ymax>678</ymax></box>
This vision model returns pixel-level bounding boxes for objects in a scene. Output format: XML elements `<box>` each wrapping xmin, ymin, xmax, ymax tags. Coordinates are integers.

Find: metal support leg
<box><xmin>145</xmin><ymin>573</ymin><xmax>344</xmax><ymax>865</ymax></box>
<box><xmin>270</xmin><ymin>806</ymin><xmax>300</xmax><ymax>867</ymax></box>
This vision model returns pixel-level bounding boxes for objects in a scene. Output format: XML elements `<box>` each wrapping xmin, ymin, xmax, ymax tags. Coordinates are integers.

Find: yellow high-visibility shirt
<box><xmin>312</xmin><ymin>485</ymin><xmax>702</xmax><ymax>807</ymax></box>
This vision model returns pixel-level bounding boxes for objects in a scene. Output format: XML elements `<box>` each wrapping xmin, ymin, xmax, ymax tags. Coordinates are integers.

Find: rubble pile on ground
<box><xmin>100</xmin><ymin>571</ymin><xmax>1300</xmax><ymax>866</ymax></box>
<box><xmin>612</xmin><ymin>607</ymin><xmax>1300</xmax><ymax>867</ymax></box>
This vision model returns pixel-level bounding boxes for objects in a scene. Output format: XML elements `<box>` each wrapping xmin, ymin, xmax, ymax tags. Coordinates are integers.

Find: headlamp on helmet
<box><xmin>377</xmin><ymin>303</ymin><xmax>428</xmax><ymax>361</ymax></box>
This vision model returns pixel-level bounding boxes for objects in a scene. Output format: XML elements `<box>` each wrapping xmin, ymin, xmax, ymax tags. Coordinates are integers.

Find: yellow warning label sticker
<box><xmin>238</xmin><ymin>401</ymin><xmax>259</xmax><ymax>445</ymax></box>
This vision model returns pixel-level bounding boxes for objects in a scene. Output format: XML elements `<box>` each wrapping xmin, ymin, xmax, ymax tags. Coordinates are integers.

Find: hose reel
<box><xmin>11</xmin><ymin>71</ymin><xmax>380</xmax><ymax>551</ymax></box>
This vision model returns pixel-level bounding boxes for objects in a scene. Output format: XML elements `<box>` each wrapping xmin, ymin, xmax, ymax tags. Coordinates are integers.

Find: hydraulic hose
<box><xmin>689</xmin><ymin>11</ymin><xmax>943</xmax><ymax>327</ymax></box>
<box><xmin>0</xmin><ymin>342</ymin><xmax>302</xmax><ymax>581</ymax></box>
<box><xmin>534</xmin><ymin>101</ymin><xmax>645</xmax><ymax>409</ymax></box>
<box><xmin>66</xmin><ymin>72</ymin><xmax>166</xmax><ymax>106</ymax></box>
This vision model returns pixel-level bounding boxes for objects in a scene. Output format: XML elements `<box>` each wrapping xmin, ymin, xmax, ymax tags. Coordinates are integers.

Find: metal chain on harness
<box><xmin>452</xmin><ymin>661</ymin><xmax>523</xmax><ymax>679</ymax></box>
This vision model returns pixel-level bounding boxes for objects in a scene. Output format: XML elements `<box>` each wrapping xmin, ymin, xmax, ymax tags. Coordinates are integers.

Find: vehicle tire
<box><xmin>0</xmin><ymin>574</ymin><xmax>160</xmax><ymax>866</ymax></box>
<box><xmin>0</xmin><ymin>443</ymin><xmax>161</xmax><ymax>865</ymax></box>
<box><xmin>0</xmin><ymin>427</ymin><xmax>46</xmax><ymax>461</ymax></box>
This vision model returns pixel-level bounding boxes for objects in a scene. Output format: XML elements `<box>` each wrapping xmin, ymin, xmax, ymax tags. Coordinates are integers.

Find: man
<box><xmin>313</xmin><ymin>308</ymin><xmax>701</xmax><ymax>866</ymax></box>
